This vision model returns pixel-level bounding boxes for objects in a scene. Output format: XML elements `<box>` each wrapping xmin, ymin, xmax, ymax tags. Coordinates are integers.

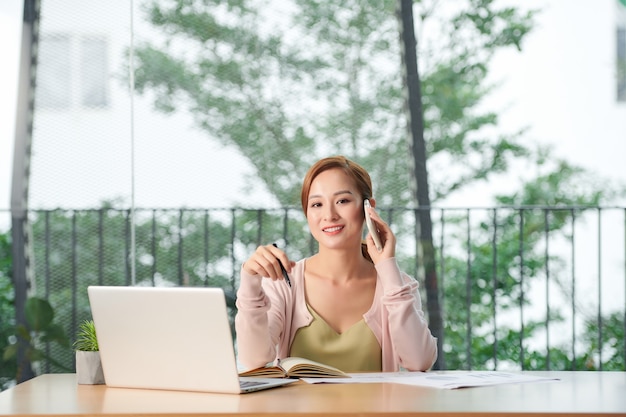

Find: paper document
<box><xmin>300</xmin><ymin>370</ymin><xmax>559</xmax><ymax>389</ymax></box>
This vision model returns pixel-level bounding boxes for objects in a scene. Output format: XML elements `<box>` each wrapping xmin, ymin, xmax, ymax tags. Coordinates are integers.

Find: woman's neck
<box><xmin>309</xmin><ymin>246</ymin><xmax>372</xmax><ymax>284</ymax></box>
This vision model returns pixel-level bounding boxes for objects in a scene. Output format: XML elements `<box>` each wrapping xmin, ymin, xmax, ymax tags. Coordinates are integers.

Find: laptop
<box><xmin>87</xmin><ymin>285</ymin><xmax>296</xmax><ymax>394</ymax></box>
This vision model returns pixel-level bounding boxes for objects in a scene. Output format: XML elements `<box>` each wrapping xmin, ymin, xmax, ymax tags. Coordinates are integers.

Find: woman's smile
<box><xmin>322</xmin><ymin>225</ymin><xmax>344</xmax><ymax>234</ymax></box>
<box><xmin>306</xmin><ymin>168</ymin><xmax>365</xmax><ymax>249</ymax></box>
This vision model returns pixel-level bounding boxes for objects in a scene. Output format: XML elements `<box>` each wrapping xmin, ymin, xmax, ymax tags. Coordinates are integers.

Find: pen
<box><xmin>272</xmin><ymin>243</ymin><xmax>292</xmax><ymax>288</ymax></box>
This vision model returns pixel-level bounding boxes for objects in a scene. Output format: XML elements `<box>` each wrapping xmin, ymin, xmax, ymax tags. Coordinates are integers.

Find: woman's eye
<box><xmin>310</xmin><ymin>202</ymin><xmax>321</xmax><ymax>208</ymax></box>
<box><xmin>337</xmin><ymin>199</ymin><xmax>350</xmax><ymax>204</ymax></box>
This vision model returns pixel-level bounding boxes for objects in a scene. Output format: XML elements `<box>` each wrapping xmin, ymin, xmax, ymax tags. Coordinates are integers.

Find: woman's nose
<box><xmin>323</xmin><ymin>205</ymin><xmax>338</xmax><ymax>221</ymax></box>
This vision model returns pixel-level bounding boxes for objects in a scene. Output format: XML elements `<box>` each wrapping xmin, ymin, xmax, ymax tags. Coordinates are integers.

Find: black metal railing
<box><xmin>1</xmin><ymin>206</ymin><xmax>625</xmax><ymax>379</ymax></box>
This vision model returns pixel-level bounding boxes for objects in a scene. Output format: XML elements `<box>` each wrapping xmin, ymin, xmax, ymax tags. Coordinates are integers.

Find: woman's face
<box><xmin>305</xmin><ymin>168</ymin><xmax>364</xmax><ymax>250</ymax></box>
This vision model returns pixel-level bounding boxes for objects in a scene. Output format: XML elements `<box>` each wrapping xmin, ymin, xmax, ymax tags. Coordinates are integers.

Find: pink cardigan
<box><xmin>235</xmin><ymin>257</ymin><xmax>437</xmax><ymax>372</ymax></box>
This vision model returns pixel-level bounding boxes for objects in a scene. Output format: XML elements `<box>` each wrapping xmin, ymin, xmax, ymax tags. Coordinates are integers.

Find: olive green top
<box><xmin>289</xmin><ymin>304</ymin><xmax>382</xmax><ymax>372</ymax></box>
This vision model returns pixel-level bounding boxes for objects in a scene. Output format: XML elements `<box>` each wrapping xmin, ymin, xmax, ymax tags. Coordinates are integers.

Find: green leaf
<box><xmin>26</xmin><ymin>348</ymin><xmax>45</xmax><ymax>362</ymax></box>
<box><xmin>74</xmin><ymin>320</ymin><xmax>99</xmax><ymax>351</ymax></box>
<box><xmin>2</xmin><ymin>343</ymin><xmax>17</xmax><ymax>361</ymax></box>
<box><xmin>41</xmin><ymin>323</ymin><xmax>70</xmax><ymax>348</ymax></box>
<box><xmin>25</xmin><ymin>297</ymin><xmax>54</xmax><ymax>332</ymax></box>
<box><xmin>15</xmin><ymin>324</ymin><xmax>31</xmax><ymax>341</ymax></box>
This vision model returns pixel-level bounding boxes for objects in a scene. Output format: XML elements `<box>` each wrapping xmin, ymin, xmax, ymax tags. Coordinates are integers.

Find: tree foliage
<box><xmin>440</xmin><ymin>157</ymin><xmax>625</xmax><ymax>370</ymax></box>
<box><xmin>2</xmin><ymin>296</ymin><xmax>71</xmax><ymax>386</ymax></box>
<box><xmin>0</xmin><ymin>231</ymin><xmax>16</xmax><ymax>390</ymax></box>
<box><xmin>132</xmin><ymin>0</ymin><xmax>535</xmax><ymax>207</ymax></box>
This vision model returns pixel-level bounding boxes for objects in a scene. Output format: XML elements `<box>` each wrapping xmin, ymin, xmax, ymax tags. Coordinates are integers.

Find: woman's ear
<box><xmin>368</xmin><ymin>198</ymin><xmax>377</xmax><ymax>208</ymax></box>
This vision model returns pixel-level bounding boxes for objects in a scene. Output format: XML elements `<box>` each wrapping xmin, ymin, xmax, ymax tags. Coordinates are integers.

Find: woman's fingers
<box><xmin>243</xmin><ymin>245</ymin><xmax>291</xmax><ymax>281</ymax></box>
<box><xmin>365</xmin><ymin>208</ymin><xmax>396</xmax><ymax>260</ymax></box>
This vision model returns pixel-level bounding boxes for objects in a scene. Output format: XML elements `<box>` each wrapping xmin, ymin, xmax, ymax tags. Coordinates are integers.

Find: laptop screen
<box><xmin>88</xmin><ymin>286</ymin><xmax>243</xmax><ymax>393</ymax></box>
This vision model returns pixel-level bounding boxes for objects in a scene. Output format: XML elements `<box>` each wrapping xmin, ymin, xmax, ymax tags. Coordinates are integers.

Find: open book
<box><xmin>239</xmin><ymin>357</ymin><xmax>349</xmax><ymax>378</ymax></box>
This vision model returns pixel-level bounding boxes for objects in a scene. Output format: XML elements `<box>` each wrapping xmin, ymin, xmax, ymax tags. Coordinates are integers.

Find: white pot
<box><xmin>75</xmin><ymin>350</ymin><xmax>105</xmax><ymax>385</ymax></box>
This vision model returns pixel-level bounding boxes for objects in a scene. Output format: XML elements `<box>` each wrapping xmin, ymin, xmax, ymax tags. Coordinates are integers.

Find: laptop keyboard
<box><xmin>240</xmin><ymin>380</ymin><xmax>266</xmax><ymax>389</ymax></box>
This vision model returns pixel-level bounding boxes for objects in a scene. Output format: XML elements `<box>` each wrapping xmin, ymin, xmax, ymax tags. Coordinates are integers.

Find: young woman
<box><xmin>235</xmin><ymin>156</ymin><xmax>437</xmax><ymax>372</ymax></box>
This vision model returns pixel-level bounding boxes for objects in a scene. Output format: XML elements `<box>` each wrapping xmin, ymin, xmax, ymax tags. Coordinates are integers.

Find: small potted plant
<box><xmin>74</xmin><ymin>319</ymin><xmax>105</xmax><ymax>385</ymax></box>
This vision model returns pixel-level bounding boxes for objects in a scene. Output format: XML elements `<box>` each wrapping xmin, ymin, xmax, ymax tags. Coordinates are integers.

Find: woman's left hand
<box><xmin>365</xmin><ymin>206</ymin><xmax>396</xmax><ymax>264</ymax></box>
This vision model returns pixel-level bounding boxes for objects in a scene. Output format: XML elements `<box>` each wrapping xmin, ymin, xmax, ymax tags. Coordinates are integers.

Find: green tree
<box><xmin>583</xmin><ymin>311</ymin><xmax>625</xmax><ymax>371</ymax></box>
<box><xmin>2</xmin><ymin>297</ymin><xmax>71</xmax><ymax>384</ymax></box>
<box><xmin>0</xmin><ymin>231</ymin><xmax>16</xmax><ymax>390</ymax></box>
<box><xmin>23</xmin><ymin>204</ymin><xmax>238</xmax><ymax>372</ymax></box>
<box><xmin>440</xmin><ymin>158</ymin><xmax>622</xmax><ymax>370</ymax></box>
<box><xmin>132</xmin><ymin>0</ymin><xmax>535</xmax><ymax>207</ymax></box>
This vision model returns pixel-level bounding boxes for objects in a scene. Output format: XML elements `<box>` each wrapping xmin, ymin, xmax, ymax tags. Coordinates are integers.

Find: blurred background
<box><xmin>1</xmin><ymin>0</ymin><xmax>625</xmax><ymax>389</ymax></box>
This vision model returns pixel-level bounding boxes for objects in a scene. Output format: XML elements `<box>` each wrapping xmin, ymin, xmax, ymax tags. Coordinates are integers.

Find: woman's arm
<box><xmin>235</xmin><ymin>244</ymin><xmax>296</xmax><ymax>369</ymax></box>
<box><xmin>376</xmin><ymin>258</ymin><xmax>438</xmax><ymax>371</ymax></box>
<box><xmin>234</xmin><ymin>269</ymin><xmax>285</xmax><ymax>370</ymax></box>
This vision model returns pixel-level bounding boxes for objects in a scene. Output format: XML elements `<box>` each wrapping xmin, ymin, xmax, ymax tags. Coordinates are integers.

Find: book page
<box><xmin>238</xmin><ymin>365</ymin><xmax>286</xmax><ymax>378</ymax></box>
<box><xmin>239</xmin><ymin>357</ymin><xmax>349</xmax><ymax>378</ymax></box>
<box><xmin>279</xmin><ymin>357</ymin><xmax>348</xmax><ymax>377</ymax></box>
<box><xmin>300</xmin><ymin>371</ymin><xmax>559</xmax><ymax>388</ymax></box>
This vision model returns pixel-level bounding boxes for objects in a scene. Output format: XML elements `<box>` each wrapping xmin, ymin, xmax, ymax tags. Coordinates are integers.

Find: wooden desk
<box><xmin>0</xmin><ymin>372</ymin><xmax>625</xmax><ymax>416</ymax></box>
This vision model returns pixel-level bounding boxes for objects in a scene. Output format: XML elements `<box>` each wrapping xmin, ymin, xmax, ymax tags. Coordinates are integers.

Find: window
<box><xmin>37</xmin><ymin>34</ymin><xmax>109</xmax><ymax>109</ymax></box>
<box><xmin>80</xmin><ymin>37</ymin><xmax>109</xmax><ymax>108</ymax></box>
<box><xmin>37</xmin><ymin>35</ymin><xmax>72</xmax><ymax>109</ymax></box>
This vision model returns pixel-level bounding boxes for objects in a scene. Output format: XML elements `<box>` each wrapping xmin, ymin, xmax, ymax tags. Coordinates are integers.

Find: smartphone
<box><xmin>364</xmin><ymin>199</ymin><xmax>383</xmax><ymax>252</ymax></box>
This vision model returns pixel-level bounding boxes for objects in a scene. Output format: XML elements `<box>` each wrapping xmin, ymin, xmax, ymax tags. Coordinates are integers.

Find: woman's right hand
<box><xmin>242</xmin><ymin>244</ymin><xmax>295</xmax><ymax>282</ymax></box>
<box><xmin>365</xmin><ymin>205</ymin><xmax>396</xmax><ymax>264</ymax></box>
